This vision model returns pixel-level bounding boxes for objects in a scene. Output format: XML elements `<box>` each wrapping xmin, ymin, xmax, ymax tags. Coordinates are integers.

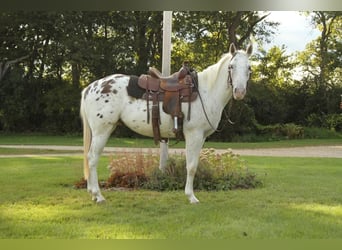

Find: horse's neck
<box><xmin>198</xmin><ymin>55</ymin><xmax>232</xmax><ymax>111</ymax></box>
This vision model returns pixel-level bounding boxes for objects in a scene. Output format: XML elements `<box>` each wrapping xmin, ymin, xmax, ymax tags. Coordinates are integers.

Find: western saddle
<box><xmin>138</xmin><ymin>62</ymin><xmax>198</xmax><ymax>144</ymax></box>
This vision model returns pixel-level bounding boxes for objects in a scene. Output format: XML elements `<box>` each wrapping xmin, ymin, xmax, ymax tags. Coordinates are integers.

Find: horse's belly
<box><xmin>120</xmin><ymin>99</ymin><xmax>175</xmax><ymax>138</ymax></box>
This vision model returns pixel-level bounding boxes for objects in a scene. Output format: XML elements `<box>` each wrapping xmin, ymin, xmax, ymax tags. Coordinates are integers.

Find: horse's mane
<box><xmin>199</xmin><ymin>53</ymin><xmax>232</xmax><ymax>89</ymax></box>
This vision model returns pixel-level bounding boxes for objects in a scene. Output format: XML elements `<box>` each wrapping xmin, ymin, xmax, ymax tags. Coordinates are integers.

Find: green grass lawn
<box><xmin>0</xmin><ymin>147</ymin><xmax>82</xmax><ymax>155</ymax></box>
<box><xmin>0</xmin><ymin>134</ymin><xmax>341</xmax><ymax>150</ymax></box>
<box><xmin>0</xmin><ymin>155</ymin><xmax>341</xmax><ymax>239</ymax></box>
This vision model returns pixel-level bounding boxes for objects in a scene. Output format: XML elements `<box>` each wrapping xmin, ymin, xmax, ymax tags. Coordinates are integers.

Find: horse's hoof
<box><xmin>96</xmin><ymin>198</ymin><xmax>106</xmax><ymax>204</ymax></box>
<box><xmin>189</xmin><ymin>196</ymin><xmax>200</xmax><ymax>204</ymax></box>
<box><xmin>94</xmin><ymin>195</ymin><xmax>106</xmax><ymax>204</ymax></box>
<box><xmin>90</xmin><ymin>192</ymin><xmax>106</xmax><ymax>204</ymax></box>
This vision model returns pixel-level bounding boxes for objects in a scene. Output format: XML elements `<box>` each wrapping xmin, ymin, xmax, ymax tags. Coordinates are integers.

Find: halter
<box><xmin>227</xmin><ymin>53</ymin><xmax>236</xmax><ymax>87</ymax></box>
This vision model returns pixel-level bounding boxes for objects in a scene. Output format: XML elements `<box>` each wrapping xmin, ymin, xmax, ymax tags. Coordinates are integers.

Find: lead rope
<box><xmin>191</xmin><ymin>70</ymin><xmax>233</xmax><ymax>133</ymax></box>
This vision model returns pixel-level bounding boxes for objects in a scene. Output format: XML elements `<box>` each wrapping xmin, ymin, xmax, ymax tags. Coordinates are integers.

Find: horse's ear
<box><xmin>229</xmin><ymin>43</ymin><xmax>236</xmax><ymax>55</ymax></box>
<box><xmin>246</xmin><ymin>44</ymin><xmax>253</xmax><ymax>56</ymax></box>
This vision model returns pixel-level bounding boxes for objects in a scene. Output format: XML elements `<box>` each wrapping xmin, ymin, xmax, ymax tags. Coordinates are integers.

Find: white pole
<box><xmin>159</xmin><ymin>11</ymin><xmax>172</xmax><ymax>171</ymax></box>
<box><xmin>162</xmin><ymin>11</ymin><xmax>172</xmax><ymax>76</ymax></box>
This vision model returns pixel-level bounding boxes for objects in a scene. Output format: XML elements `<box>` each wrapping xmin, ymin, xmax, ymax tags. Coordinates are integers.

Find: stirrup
<box><xmin>173</xmin><ymin>116</ymin><xmax>178</xmax><ymax>132</ymax></box>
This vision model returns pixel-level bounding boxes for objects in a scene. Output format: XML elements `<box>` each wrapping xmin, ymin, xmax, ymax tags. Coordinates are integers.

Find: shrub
<box><xmin>197</xmin><ymin>148</ymin><xmax>262</xmax><ymax>191</ymax></box>
<box><xmin>325</xmin><ymin>114</ymin><xmax>342</xmax><ymax>132</ymax></box>
<box><xmin>303</xmin><ymin>126</ymin><xmax>342</xmax><ymax>139</ymax></box>
<box><xmin>106</xmin><ymin>149</ymin><xmax>158</xmax><ymax>189</ymax></box>
<box><xmin>143</xmin><ymin>155</ymin><xmax>187</xmax><ymax>191</ymax></box>
<box><xmin>256</xmin><ymin>123</ymin><xmax>304</xmax><ymax>139</ymax></box>
<box><xmin>281</xmin><ymin>123</ymin><xmax>304</xmax><ymax>139</ymax></box>
<box><xmin>306</xmin><ymin>113</ymin><xmax>342</xmax><ymax>132</ymax></box>
<box><xmin>105</xmin><ymin>149</ymin><xmax>262</xmax><ymax>191</ymax></box>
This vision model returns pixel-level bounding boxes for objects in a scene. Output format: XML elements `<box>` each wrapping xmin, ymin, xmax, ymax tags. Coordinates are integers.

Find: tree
<box><xmin>253</xmin><ymin>46</ymin><xmax>297</xmax><ymax>88</ymax></box>
<box><xmin>0</xmin><ymin>11</ymin><xmax>286</xmax><ymax>136</ymax></box>
<box><xmin>313</xmin><ymin>12</ymin><xmax>341</xmax><ymax>90</ymax></box>
<box><xmin>172</xmin><ymin>11</ymin><xmax>278</xmax><ymax>71</ymax></box>
<box><xmin>297</xmin><ymin>11</ymin><xmax>342</xmax><ymax>117</ymax></box>
<box><xmin>248</xmin><ymin>46</ymin><xmax>297</xmax><ymax>125</ymax></box>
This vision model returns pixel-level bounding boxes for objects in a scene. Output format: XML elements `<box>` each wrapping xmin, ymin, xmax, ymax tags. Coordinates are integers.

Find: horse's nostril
<box><xmin>235</xmin><ymin>88</ymin><xmax>246</xmax><ymax>95</ymax></box>
<box><xmin>233</xmin><ymin>88</ymin><xmax>246</xmax><ymax>100</ymax></box>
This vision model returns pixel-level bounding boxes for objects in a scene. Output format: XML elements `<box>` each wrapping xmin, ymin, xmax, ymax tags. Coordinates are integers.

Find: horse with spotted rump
<box><xmin>80</xmin><ymin>43</ymin><xmax>253</xmax><ymax>203</ymax></box>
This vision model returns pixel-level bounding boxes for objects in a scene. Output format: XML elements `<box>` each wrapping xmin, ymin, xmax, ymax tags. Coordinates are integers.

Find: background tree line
<box><xmin>0</xmin><ymin>11</ymin><xmax>341</xmax><ymax>140</ymax></box>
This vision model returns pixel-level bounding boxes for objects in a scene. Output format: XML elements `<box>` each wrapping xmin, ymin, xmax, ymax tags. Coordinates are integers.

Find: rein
<box><xmin>191</xmin><ymin>67</ymin><xmax>234</xmax><ymax>133</ymax></box>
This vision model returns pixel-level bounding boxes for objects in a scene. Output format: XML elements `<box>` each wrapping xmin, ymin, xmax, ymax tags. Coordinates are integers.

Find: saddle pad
<box><xmin>126</xmin><ymin>75</ymin><xmax>145</xmax><ymax>99</ymax></box>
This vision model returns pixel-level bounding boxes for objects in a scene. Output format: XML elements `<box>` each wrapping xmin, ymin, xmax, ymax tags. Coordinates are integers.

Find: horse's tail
<box><xmin>80</xmin><ymin>91</ymin><xmax>91</xmax><ymax>180</ymax></box>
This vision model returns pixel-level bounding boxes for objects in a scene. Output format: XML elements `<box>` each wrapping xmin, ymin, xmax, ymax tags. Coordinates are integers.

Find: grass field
<box><xmin>0</xmin><ymin>154</ymin><xmax>341</xmax><ymax>239</ymax></box>
<box><xmin>1</xmin><ymin>134</ymin><xmax>342</xmax><ymax>150</ymax></box>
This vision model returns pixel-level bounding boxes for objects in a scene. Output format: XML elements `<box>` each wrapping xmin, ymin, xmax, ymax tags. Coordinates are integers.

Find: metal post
<box><xmin>159</xmin><ymin>11</ymin><xmax>172</xmax><ymax>171</ymax></box>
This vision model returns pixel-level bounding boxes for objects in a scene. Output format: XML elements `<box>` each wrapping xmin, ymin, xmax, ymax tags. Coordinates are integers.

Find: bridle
<box><xmin>227</xmin><ymin>64</ymin><xmax>233</xmax><ymax>87</ymax></box>
<box><xmin>191</xmin><ymin>53</ymin><xmax>252</xmax><ymax>133</ymax></box>
<box><xmin>227</xmin><ymin>53</ymin><xmax>252</xmax><ymax>88</ymax></box>
<box><xmin>225</xmin><ymin>53</ymin><xmax>252</xmax><ymax>126</ymax></box>
<box><xmin>227</xmin><ymin>53</ymin><xmax>236</xmax><ymax>87</ymax></box>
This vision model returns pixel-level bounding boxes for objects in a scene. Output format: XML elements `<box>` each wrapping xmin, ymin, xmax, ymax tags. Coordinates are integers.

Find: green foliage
<box><xmin>325</xmin><ymin>114</ymin><xmax>342</xmax><ymax>131</ymax></box>
<box><xmin>253</xmin><ymin>46</ymin><xmax>297</xmax><ymax>88</ymax></box>
<box><xmin>306</xmin><ymin>113</ymin><xmax>342</xmax><ymax>132</ymax></box>
<box><xmin>106</xmin><ymin>149</ymin><xmax>262</xmax><ymax>191</ymax></box>
<box><xmin>144</xmin><ymin>156</ymin><xmax>187</xmax><ymax>191</ymax></box>
<box><xmin>198</xmin><ymin>148</ymin><xmax>262</xmax><ymax>190</ymax></box>
<box><xmin>0</xmin><ymin>75</ymin><xmax>48</xmax><ymax>132</ymax></box>
<box><xmin>299</xmin><ymin>12</ymin><xmax>341</xmax><ymax>90</ymax></box>
<box><xmin>209</xmin><ymin>100</ymin><xmax>257</xmax><ymax>141</ymax></box>
<box><xmin>303</xmin><ymin>126</ymin><xmax>342</xmax><ymax>139</ymax></box>
<box><xmin>248</xmin><ymin>47</ymin><xmax>298</xmax><ymax>125</ymax></box>
<box><xmin>172</xmin><ymin>11</ymin><xmax>277</xmax><ymax>71</ymax></box>
<box><xmin>247</xmin><ymin>83</ymin><xmax>285</xmax><ymax>125</ymax></box>
<box><xmin>0</xmin><ymin>76</ymin><xmax>81</xmax><ymax>133</ymax></box>
<box><xmin>256</xmin><ymin>123</ymin><xmax>304</xmax><ymax>140</ymax></box>
<box><xmin>42</xmin><ymin>81</ymin><xmax>82</xmax><ymax>133</ymax></box>
<box><xmin>1</xmin><ymin>11</ymin><xmax>341</xmax><ymax>141</ymax></box>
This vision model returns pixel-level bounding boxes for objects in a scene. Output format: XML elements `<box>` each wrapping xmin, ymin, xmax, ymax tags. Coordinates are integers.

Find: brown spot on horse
<box><xmin>101</xmin><ymin>80</ymin><xmax>113</xmax><ymax>94</ymax></box>
<box><xmin>83</xmin><ymin>86</ymin><xmax>91</xmax><ymax>99</ymax></box>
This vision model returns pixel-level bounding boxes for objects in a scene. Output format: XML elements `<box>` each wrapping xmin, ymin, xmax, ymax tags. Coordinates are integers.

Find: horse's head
<box><xmin>228</xmin><ymin>43</ymin><xmax>253</xmax><ymax>100</ymax></box>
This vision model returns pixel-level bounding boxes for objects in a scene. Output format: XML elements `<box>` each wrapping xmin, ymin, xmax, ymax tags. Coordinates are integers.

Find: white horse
<box><xmin>80</xmin><ymin>43</ymin><xmax>253</xmax><ymax>203</ymax></box>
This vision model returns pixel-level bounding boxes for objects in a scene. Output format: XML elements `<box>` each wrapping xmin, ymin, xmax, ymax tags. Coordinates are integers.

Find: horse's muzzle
<box><xmin>233</xmin><ymin>87</ymin><xmax>246</xmax><ymax>100</ymax></box>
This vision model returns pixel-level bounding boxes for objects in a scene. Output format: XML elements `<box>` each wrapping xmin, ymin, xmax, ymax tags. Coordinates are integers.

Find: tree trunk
<box><xmin>135</xmin><ymin>13</ymin><xmax>149</xmax><ymax>74</ymax></box>
<box><xmin>71</xmin><ymin>62</ymin><xmax>81</xmax><ymax>86</ymax></box>
<box><xmin>227</xmin><ymin>12</ymin><xmax>244</xmax><ymax>48</ymax></box>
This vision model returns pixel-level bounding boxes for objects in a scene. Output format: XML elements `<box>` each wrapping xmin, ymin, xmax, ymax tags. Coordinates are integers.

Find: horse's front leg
<box><xmin>184</xmin><ymin>131</ymin><xmax>205</xmax><ymax>204</ymax></box>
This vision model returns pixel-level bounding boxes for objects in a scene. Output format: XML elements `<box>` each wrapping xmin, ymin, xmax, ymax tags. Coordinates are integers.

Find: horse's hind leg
<box><xmin>184</xmin><ymin>131</ymin><xmax>205</xmax><ymax>203</ymax></box>
<box><xmin>87</xmin><ymin>127</ymin><xmax>113</xmax><ymax>203</ymax></box>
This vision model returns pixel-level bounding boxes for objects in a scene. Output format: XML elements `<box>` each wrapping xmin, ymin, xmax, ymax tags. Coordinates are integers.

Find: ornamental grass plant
<box><xmin>105</xmin><ymin>148</ymin><xmax>262</xmax><ymax>191</ymax></box>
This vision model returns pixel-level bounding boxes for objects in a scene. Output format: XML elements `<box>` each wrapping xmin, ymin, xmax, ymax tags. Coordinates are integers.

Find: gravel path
<box><xmin>0</xmin><ymin>144</ymin><xmax>342</xmax><ymax>158</ymax></box>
